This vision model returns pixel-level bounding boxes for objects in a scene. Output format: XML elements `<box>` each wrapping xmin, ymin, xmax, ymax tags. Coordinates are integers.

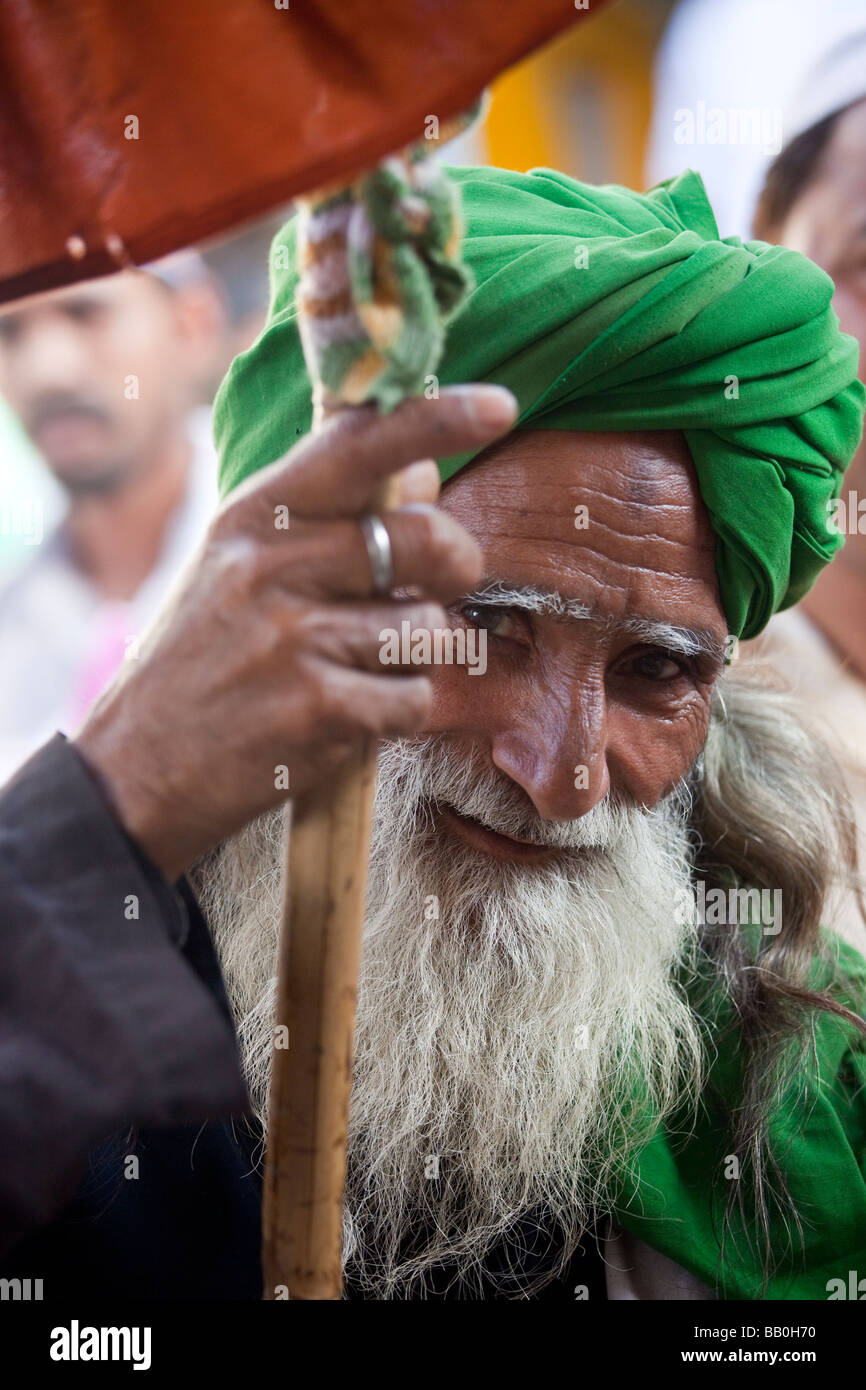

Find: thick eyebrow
<box><xmin>462</xmin><ymin>580</ymin><xmax>727</xmax><ymax>666</ymax></box>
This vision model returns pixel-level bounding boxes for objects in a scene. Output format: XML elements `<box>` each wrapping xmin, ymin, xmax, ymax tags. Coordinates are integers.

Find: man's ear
<box><xmin>172</xmin><ymin>278</ymin><xmax>227</xmax><ymax>351</ymax></box>
<box><xmin>169</xmin><ymin>278</ymin><xmax>228</xmax><ymax>395</ymax></box>
<box><xmin>750</xmin><ymin>206</ymin><xmax>778</xmax><ymax>244</ymax></box>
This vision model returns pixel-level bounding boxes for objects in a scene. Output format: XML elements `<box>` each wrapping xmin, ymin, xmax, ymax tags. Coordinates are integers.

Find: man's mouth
<box><xmin>433</xmin><ymin>801</ymin><xmax>560</xmax><ymax>863</ymax></box>
<box><xmin>29</xmin><ymin>409</ymin><xmax>108</xmax><ymax>453</ymax></box>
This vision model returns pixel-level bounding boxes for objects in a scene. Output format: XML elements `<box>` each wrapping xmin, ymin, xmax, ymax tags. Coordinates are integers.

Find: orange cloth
<box><xmin>0</xmin><ymin>0</ymin><xmax>597</xmax><ymax>304</ymax></box>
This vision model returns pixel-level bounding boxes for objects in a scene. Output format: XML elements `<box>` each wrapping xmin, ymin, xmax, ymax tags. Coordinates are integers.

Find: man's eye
<box><xmin>65</xmin><ymin>301</ymin><xmax>103</xmax><ymax>325</ymax></box>
<box><xmin>630</xmin><ymin>649</ymin><xmax>688</xmax><ymax>681</ymax></box>
<box><xmin>459</xmin><ymin>603</ymin><xmax>522</xmax><ymax>641</ymax></box>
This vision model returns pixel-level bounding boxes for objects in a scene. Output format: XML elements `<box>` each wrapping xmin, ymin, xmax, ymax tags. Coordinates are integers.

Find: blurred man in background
<box><xmin>646</xmin><ymin>0</ymin><xmax>864</xmax><ymax>239</ymax></box>
<box><xmin>746</xmin><ymin>37</ymin><xmax>866</xmax><ymax>949</ymax></box>
<box><xmin>649</xmin><ymin>4</ymin><xmax>866</xmax><ymax>946</ymax></box>
<box><xmin>0</xmin><ymin>253</ymin><xmax>225</xmax><ymax>780</ymax></box>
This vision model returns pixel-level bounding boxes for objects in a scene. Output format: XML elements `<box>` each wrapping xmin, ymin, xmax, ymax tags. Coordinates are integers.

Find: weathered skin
<box><xmin>74</xmin><ymin>386</ymin><xmax>512</xmax><ymax>878</ymax></box>
<box><xmin>427</xmin><ymin>428</ymin><xmax>727</xmax><ymax>857</ymax></box>
<box><xmin>76</xmin><ymin>403</ymin><xmax>729</xmax><ymax>878</ymax></box>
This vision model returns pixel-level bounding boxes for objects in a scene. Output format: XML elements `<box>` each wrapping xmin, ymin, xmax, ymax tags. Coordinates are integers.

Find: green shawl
<box><xmin>614</xmin><ymin>931</ymin><xmax>866</xmax><ymax>1299</ymax></box>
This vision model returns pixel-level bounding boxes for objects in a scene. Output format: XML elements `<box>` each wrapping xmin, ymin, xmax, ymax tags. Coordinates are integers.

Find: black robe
<box><xmin>0</xmin><ymin>735</ymin><xmax>608</xmax><ymax>1300</ymax></box>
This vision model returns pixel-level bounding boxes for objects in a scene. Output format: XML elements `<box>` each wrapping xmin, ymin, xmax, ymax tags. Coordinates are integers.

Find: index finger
<box><xmin>230</xmin><ymin>385</ymin><xmax>517</xmax><ymax>521</ymax></box>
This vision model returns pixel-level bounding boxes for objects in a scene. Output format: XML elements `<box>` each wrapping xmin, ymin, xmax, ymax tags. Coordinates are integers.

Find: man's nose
<box><xmin>14</xmin><ymin>320</ymin><xmax>90</xmax><ymax>396</ymax></box>
<box><xmin>489</xmin><ymin>679</ymin><xmax>610</xmax><ymax>821</ymax></box>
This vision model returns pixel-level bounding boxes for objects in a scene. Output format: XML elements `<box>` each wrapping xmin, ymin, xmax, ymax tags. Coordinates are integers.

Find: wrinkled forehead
<box><xmin>438</xmin><ymin>427</ymin><xmax>727</xmax><ymax>642</ymax></box>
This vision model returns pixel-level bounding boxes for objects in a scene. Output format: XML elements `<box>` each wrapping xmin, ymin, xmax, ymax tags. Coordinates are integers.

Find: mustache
<box><xmin>385</xmin><ymin>736</ymin><xmax>650</xmax><ymax>852</ymax></box>
<box><xmin>27</xmin><ymin>393</ymin><xmax>110</xmax><ymax>432</ymax></box>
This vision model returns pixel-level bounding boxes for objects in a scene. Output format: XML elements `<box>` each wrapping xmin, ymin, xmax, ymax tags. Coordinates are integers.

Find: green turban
<box><xmin>214</xmin><ymin>166</ymin><xmax>864</xmax><ymax>640</ymax></box>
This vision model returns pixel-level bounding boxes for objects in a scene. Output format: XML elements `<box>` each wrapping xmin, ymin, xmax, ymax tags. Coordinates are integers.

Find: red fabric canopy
<box><xmin>0</xmin><ymin>0</ymin><xmax>601</xmax><ymax>305</ymax></box>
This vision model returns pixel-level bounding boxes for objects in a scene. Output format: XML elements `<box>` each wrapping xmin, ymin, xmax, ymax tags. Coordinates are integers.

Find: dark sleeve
<box><xmin>0</xmin><ymin>733</ymin><xmax>250</xmax><ymax>1256</ymax></box>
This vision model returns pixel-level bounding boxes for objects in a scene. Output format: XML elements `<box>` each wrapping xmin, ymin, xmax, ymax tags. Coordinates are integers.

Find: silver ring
<box><xmin>359</xmin><ymin>513</ymin><xmax>394</xmax><ymax>595</ymax></box>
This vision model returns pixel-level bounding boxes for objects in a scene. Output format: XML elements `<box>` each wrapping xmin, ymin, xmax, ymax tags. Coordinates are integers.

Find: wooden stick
<box><xmin>262</xmin><ymin>452</ymin><xmax>401</xmax><ymax>1299</ymax></box>
<box><xmin>260</xmin><ymin>133</ymin><xmax>469</xmax><ymax>1294</ymax></box>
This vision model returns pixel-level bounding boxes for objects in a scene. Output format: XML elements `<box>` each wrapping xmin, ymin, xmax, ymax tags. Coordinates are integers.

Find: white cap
<box><xmin>785</xmin><ymin>30</ymin><xmax>866</xmax><ymax>144</ymax></box>
<box><xmin>646</xmin><ymin>0</ymin><xmax>866</xmax><ymax>239</ymax></box>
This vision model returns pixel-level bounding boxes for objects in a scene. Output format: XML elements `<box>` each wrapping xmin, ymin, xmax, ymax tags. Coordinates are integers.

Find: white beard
<box><xmin>194</xmin><ymin>735</ymin><xmax>704</xmax><ymax>1298</ymax></box>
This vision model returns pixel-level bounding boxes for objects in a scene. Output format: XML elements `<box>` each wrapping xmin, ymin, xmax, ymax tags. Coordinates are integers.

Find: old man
<box><xmin>1</xmin><ymin>166</ymin><xmax>865</xmax><ymax>1301</ymax></box>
